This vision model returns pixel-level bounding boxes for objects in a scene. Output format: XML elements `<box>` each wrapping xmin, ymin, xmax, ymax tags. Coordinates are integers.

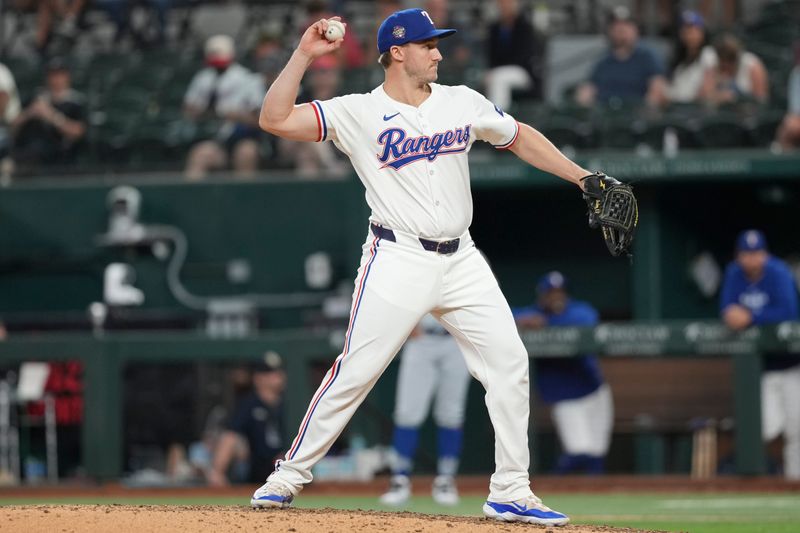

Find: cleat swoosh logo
<box><xmin>383</xmin><ymin>112</ymin><xmax>400</xmax><ymax>121</ymax></box>
<box><xmin>510</xmin><ymin>502</ymin><xmax>528</xmax><ymax>513</ymax></box>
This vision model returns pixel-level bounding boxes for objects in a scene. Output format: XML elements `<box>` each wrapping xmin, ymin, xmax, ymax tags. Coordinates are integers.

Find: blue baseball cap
<box><xmin>681</xmin><ymin>10</ymin><xmax>705</xmax><ymax>28</ymax></box>
<box><xmin>537</xmin><ymin>271</ymin><xmax>567</xmax><ymax>294</ymax></box>
<box><xmin>377</xmin><ymin>8</ymin><xmax>456</xmax><ymax>54</ymax></box>
<box><xmin>736</xmin><ymin>229</ymin><xmax>768</xmax><ymax>252</ymax></box>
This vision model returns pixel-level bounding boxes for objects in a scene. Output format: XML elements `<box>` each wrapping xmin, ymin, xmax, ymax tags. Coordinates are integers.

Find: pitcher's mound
<box><xmin>4</xmin><ymin>505</ymin><xmax>662</xmax><ymax>532</ymax></box>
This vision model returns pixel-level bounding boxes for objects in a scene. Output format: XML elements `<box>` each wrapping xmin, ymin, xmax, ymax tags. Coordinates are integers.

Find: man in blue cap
<box><xmin>514</xmin><ymin>272</ymin><xmax>613</xmax><ymax>475</ymax></box>
<box><xmin>720</xmin><ymin>230</ymin><xmax>800</xmax><ymax>479</ymax></box>
<box><xmin>250</xmin><ymin>6</ymin><xmax>608</xmax><ymax>525</ymax></box>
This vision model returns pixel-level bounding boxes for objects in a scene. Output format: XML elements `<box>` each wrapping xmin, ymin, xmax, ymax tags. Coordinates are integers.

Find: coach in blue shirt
<box><xmin>575</xmin><ymin>6</ymin><xmax>666</xmax><ymax>107</ymax></box>
<box><xmin>720</xmin><ymin>229</ymin><xmax>800</xmax><ymax>479</ymax></box>
<box><xmin>514</xmin><ymin>272</ymin><xmax>613</xmax><ymax>474</ymax></box>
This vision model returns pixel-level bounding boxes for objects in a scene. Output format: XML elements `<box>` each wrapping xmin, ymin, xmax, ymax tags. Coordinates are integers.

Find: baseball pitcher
<box><xmin>250</xmin><ymin>9</ymin><xmax>636</xmax><ymax>526</ymax></box>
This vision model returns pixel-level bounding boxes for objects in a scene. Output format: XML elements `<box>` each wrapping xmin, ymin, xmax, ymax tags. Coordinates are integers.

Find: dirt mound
<box><xmin>3</xmin><ymin>505</ymin><xmax>661</xmax><ymax>533</ymax></box>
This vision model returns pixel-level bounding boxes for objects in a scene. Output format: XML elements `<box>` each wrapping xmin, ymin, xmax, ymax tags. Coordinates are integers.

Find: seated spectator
<box><xmin>575</xmin><ymin>6</ymin><xmax>666</xmax><ymax>108</ymax></box>
<box><xmin>304</xmin><ymin>0</ymin><xmax>365</xmax><ymax>69</ymax></box>
<box><xmin>774</xmin><ymin>43</ymin><xmax>800</xmax><ymax>152</ymax></box>
<box><xmin>11</xmin><ymin>58</ymin><xmax>86</xmax><ymax>175</ymax></box>
<box><xmin>701</xmin><ymin>33</ymin><xmax>768</xmax><ymax>106</ymax></box>
<box><xmin>183</xmin><ymin>35</ymin><xmax>261</xmax><ymax>180</ymax></box>
<box><xmin>246</xmin><ymin>30</ymin><xmax>290</xmax><ymax>169</ymax></box>
<box><xmin>485</xmin><ymin>0</ymin><xmax>544</xmax><ymax>108</ymax></box>
<box><xmin>208</xmin><ymin>353</ymin><xmax>287</xmax><ymax>486</ymax></box>
<box><xmin>425</xmin><ymin>0</ymin><xmax>471</xmax><ymax>71</ymax></box>
<box><xmin>281</xmin><ymin>56</ymin><xmax>349</xmax><ymax>179</ymax></box>
<box><xmin>663</xmin><ymin>10</ymin><xmax>717</xmax><ymax>106</ymax></box>
<box><xmin>13</xmin><ymin>0</ymin><xmax>87</xmax><ymax>53</ymax></box>
<box><xmin>247</xmin><ymin>27</ymin><xmax>288</xmax><ymax>74</ymax></box>
<box><xmin>368</xmin><ymin>0</ymin><xmax>404</xmax><ymax>64</ymax></box>
<box><xmin>0</xmin><ymin>62</ymin><xmax>21</xmax><ymax>181</ymax></box>
<box><xmin>96</xmin><ymin>0</ymin><xmax>171</xmax><ymax>48</ymax></box>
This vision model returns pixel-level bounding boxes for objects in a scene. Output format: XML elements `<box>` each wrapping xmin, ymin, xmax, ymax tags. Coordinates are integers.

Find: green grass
<box><xmin>1</xmin><ymin>493</ymin><xmax>799</xmax><ymax>532</ymax></box>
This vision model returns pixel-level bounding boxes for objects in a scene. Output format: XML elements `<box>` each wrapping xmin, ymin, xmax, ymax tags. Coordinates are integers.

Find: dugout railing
<box><xmin>0</xmin><ymin>320</ymin><xmax>797</xmax><ymax>480</ymax></box>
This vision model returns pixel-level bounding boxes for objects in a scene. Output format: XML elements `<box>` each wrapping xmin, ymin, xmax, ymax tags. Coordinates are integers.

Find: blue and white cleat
<box><xmin>483</xmin><ymin>495</ymin><xmax>569</xmax><ymax>526</ymax></box>
<box><xmin>251</xmin><ymin>481</ymin><xmax>294</xmax><ymax>509</ymax></box>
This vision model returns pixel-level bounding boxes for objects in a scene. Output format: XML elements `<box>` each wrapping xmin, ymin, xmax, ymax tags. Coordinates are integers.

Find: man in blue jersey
<box><xmin>720</xmin><ymin>229</ymin><xmax>800</xmax><ymax>479</ymax></box>
<box><xmin>514</xmin><ymin>272</ymin><xmax>613</xmax><ymax>474</ymax></box>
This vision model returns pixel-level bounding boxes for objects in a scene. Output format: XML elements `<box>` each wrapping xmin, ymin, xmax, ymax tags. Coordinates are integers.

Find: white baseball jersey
<box><xmin>268</xmin><ymin>82</ymin><xmax>536</xmax><ymax>505</ymax></box>
<box><xmin>308</xmin><ymin>83</ymin><xmax>519</xmax><ymax>239</ymax></box>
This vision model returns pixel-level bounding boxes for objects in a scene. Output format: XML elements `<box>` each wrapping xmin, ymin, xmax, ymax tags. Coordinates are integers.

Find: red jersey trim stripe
<box><xmin>309</xmin><ymin>101</ymin><xmax>324</xmax><ymax>142</ymax></box>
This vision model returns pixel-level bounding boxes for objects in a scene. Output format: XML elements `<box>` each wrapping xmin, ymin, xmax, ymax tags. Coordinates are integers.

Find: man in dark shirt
<box><xmin>12</xmin><ymin>58</ymin><xmax>86</xmax><ymax>173</ymax></box>
<box><xmin>575</xmin><ymin>6</ymin><xmax>666</xmax><ymax>107</ymax></box>
<box><xmin>425</xmin><ymin>0</ymin><xmax>471</xmax><ymax>72</ymax></box>
<box><xmin>486</xmin><ymin>0</ymin><xmax>545</xmax><ymax>107</ymax></box>
<box><xmin>209</xmin><ymin>352</ymin><xmax>287</xmax><ymax>485</ymax></box>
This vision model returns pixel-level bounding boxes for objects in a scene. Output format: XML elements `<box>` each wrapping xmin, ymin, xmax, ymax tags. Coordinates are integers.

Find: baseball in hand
<box><xmin>325</xmin><ymin>19</ymin><xmax>345</xmax><ymax>41</ymax></box>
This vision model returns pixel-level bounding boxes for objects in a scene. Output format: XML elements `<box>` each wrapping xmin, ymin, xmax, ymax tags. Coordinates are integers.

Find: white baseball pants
<box><xmin>551</xmin><ymin>383</ymin><xmax>614</xmax><ymax>456</ymax></box>
<box><xmin>269</xmin><ymin>227</ymin><xmax>534</xmax><ymax>502</ymax></box>
<box><xmin>761</xmin><ymin>365</ymin><xmax>800</xmax><ymax>479</ymax></box>
<box><xmin>485</xmin><ymin>65</ymin><xmax>533</xmax><ymax>110</ymax></box>
<box><xmin>393</xmin><ymin>333</ymin><xmax>471</xmax><ymax>429</ymax></box>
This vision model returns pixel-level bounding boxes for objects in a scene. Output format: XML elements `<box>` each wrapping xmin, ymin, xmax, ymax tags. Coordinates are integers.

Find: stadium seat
<box><xmin>748</xmin><ymin>110</ymin><xmax>785</xmax><ymax>147</ymax></box>
<box><xmin>119</xmin><ymin>64</ymin><xmax>172</xmax><ymax>94</ymax></box>
<box><xmin>539</xmin><ymin>117</ymin><xmax>593</xmax><ymax>150</ymax></box>
<box><xmin>91</xmin><ymin>114</ymin><xmax>140</xmax><ymax>164</ymax></box>
<box><xmin>596</xmin><ymin>117</ymin><xmax>641</xmax><ymax>150</ymax></box>
<box><xmin>696</xmin><ymin>115</ymin><xmax>750</xmax><ymax>148</ymax></box>
<box><xmin>101</xmin><ymin>87</ymin><xmax>156</xmax><ymax>120</ymax></box>
<box><xmin>129</xmin><ymin>120</ymin><xmax>179</xmax><ymax>171</ymax></box>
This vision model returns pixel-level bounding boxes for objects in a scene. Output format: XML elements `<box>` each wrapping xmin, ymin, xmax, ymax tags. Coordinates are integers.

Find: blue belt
<box><xmin>370</xmin><ymin>223</ymin><xmax>460</xmax><ymax>255</ymax></box>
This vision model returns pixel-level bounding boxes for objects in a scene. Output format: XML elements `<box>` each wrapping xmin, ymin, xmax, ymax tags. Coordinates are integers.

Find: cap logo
<box><xmin>392</xmin><ymin>25</ymin><xmax>406</xmax><ymax>39</ymax></box>
<box><xmin>549</xmin><ymin>272</ymin><xmax>564</xmax><ymax>287</ymax></box>
<box><xmin>746</xmin><ymin>231</ymin><xmax>758</xmax><ymax>247</ymax></box>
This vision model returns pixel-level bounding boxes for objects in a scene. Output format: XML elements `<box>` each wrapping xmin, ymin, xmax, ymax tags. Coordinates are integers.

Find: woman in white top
<box><xmin>665</xmin><ymin>10</ymin><xmax>717</xmax><ymax>105</ymax></box>
<box><xmin>702</xmin><ymin>33</ymin><xmax>769</xmax><ymax>105</ymax></box>
<box><xmin>775</xmin><ymin>44</ymin><xmax>800</xmax><ymax>151</ymax></box>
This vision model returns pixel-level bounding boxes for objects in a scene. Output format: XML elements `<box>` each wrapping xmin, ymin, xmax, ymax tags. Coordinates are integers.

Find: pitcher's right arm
<box><xmin>259</xmin><ymin>18</ymin><xmax>344</xmax><ymax>141</ymax></box>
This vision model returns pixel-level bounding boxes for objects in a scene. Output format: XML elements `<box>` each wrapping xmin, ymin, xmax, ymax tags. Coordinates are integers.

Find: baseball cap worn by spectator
<box><xmin>377</xmin><ymin>8</ymin><xmax>456</xmax><ymax>54</ymax></box>
<box><xmin>205</xmin><ymin>35</ymin><xmax>235</xmax><ymax>68</ymax></box>
<box><xmin>607</xmin><ymin>5</ymin><xmax>635</xmax><ymax>26</ymax></box>
<box><xmin>537</xmin><ymin>271</ymin><xmax>567</xmax><ymax>294</ymax></box>
<box><xmin>736</xmin><ymin>229</ymin><xmax>767</xmax><ymax>252</ymax></box>
<box><xmin>681</xmin><ymin>10</ymin><xmax>705</xmax><ymax>28</ymax></box>
<box><xmin>251</xmin><ymin>351</ymin><xmax>284</xmax><ymax>374</ymax></box>
<box><xmin>46</xmin><ymin>57</ymin><xmax>70</xmax><ymax>73</ymax></box>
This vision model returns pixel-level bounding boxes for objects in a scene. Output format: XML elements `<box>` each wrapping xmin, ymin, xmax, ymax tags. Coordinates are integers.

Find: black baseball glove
<box><xmin>580</xmin><ymin>172</ymin><xmax>638</xmax><ymax>258</ymax></box>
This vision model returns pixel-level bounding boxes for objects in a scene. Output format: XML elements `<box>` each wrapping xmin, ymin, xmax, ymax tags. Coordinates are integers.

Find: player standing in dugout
<box><xmin>250</xmin><ymin>9</ymin><xmax>637</xmax><ymax>526</ymax></box>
